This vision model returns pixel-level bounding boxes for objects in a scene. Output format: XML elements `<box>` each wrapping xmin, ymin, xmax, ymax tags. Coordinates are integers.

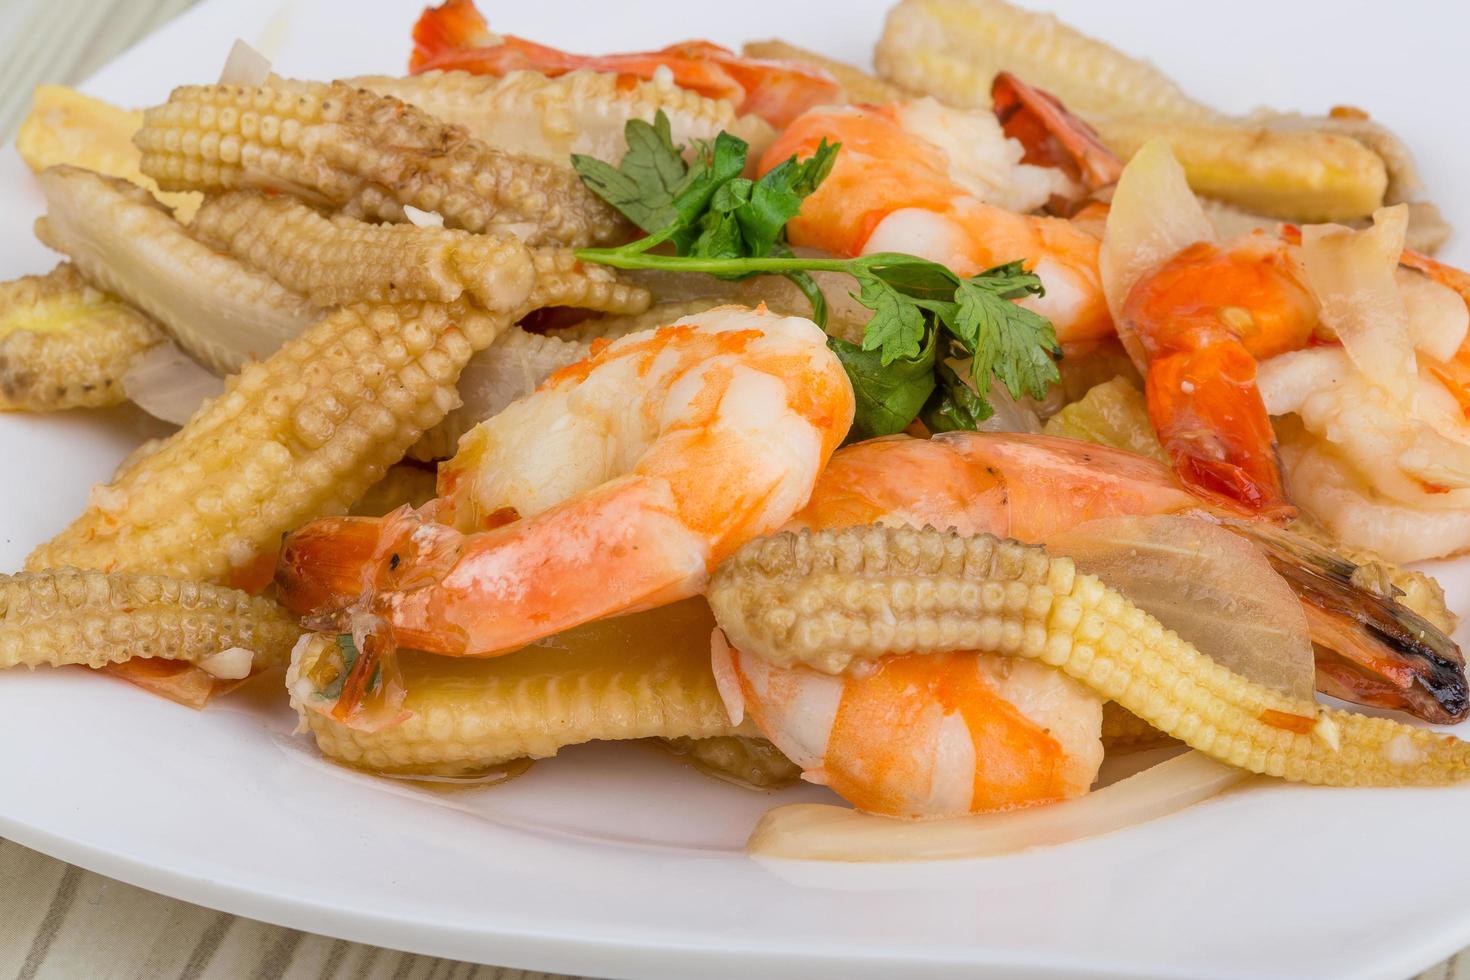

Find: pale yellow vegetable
<box><xmin>189</xmin><ymin>190</ymin><xmax>539</xmax><ymax>310</ymax></box>
<box><xmin>349</xmin><ymin>464</ymin><xmax>439</xmax><ymax>517</ymax></box>
<box><xmin>661</xmin><ymin>735</ymin><xmax>800</xmax><ymax>789</ymax></box>
<box><xmin>28</xmin><ymin>300</ymin><xmax>511</xmax><ymax>586</ymax></box>
<box><xmin>15</xmin><ymin>85</ymin><xmax>199</xmax><ymax>220</ymax></box>
<box><xmin>354</xmin><ymin>69</ymin><xmax>774</xmax><ymax>166</ymax></box>
<box><xmin>135</xmin><ymin>80</ymin><xmax>627</xmax><ymax>248</ymax></box>
<box><xmin>35</xmin><ymin>166</ymin><xmax>319</xmax><ymax>375</ymax></box>
<box><xmin>1101</xmin><ymin>702</ymin><xmax>1172</xmax><ymax>751</ymax></box>
<box><xmin>0</xmin><ymin>263</ymin><xmax>164</xmax><ymax>411</ymax></box>
<box><xmin>1042</xmin><ymin>377</ymin><xmax>1165</xmax><ymax>463</ymax></box>
<box><xmin>709</xmin><ymin>525</ymin><xmax>1470</xmax><ymax>786</ymax></box>
<box><xmin>0</xmin><ymin>567</ymin><xmax>298</xmax><ymax>674</ymax></box>
<box><xmin>527</xmin><ymin>249</ymin><xmax>651</xmax><ymax>315</ymax></box>
<box><xmin>290</xmin><ymin>598</ymin><xmax>749</xmax><ymax>778</ymax></box>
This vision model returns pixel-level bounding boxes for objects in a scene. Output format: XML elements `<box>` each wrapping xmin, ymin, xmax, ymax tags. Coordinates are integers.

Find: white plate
<box><xmin>3</xmin><ymin>2</ymin><xmax>1470</xmax><ymax>977</ymax></box>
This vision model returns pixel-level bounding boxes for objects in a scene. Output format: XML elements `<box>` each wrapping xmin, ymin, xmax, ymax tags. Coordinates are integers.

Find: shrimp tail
<box><xmin>991</xmin><ymin>71</ymin><xmax>1122</xmax><ymax>194</ymax></box>
<box><xmin>1147</xmin><ymin>342</ymin><xmax>1295</xmax><ymax>517</ymax></box>
<box><xmin>1217</xmin><ymin>517</ymin><xmax>1469</xmax><ymax>723</ymax></box>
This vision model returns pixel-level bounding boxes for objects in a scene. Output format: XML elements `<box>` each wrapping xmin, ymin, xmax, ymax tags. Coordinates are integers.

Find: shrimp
<box><xmin>275</xmin><ymin>306</ymin><xmax>854</xmax><ymax>716</ymax></box>
<box><xmin>761</xmin><ymin>99</ymin><xmax>1114</xmax><ymax>343</ymax></box>
<box><xmin>716</xmin><ymin>431</ymin><xmax>1470</xmax><ymax>815</ymax></box>
<box><xmin>1117</xmin><ymin>232</ymin><xmax>1319</xmax><ymax>516</ymax></box>
<box><xmin>409</xmin><ymin>0</ymin><xmax>841</xmax><ymax>127</ymax></box>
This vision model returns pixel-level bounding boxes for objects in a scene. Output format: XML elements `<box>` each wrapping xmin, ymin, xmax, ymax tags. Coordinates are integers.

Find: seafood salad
<box><xmin>9</xmin><ymin>0</ymin><xmax>1470</xmax><ymax>862</ymax></box>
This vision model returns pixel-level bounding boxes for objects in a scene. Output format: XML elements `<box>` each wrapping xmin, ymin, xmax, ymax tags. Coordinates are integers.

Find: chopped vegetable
<box><xmin>121</xmin><ymin>341</ymin><xmax>224</xmax><ymax>426</ymax></box>
<box><xmin>0</xmin><ymin>567</ymin><xmax>298</xmax><ymax>672</ymax></box>
<box><xmin>660</xmin><ymin>735</ymin><xmax>800</xmax><ymax>789</ymax></box>
<box><xmin>28</xmin><ymin>300</ymin><xmax>513</xmax><ymax>584</ymax></box>
<box><xmin>16</xmin><ymin>85</ymin><xmax>199</xmax><ymax>220</ymax></box>
<box><xmin>290</xmin><ymin>598</ymin><xmax>748</xmax><ymax>777</ymax></box>
<box><xmin>0</xmin><ymin>263</ymin><xmax>165</xmax><ymax>412</ymax></box>
<box><xmin>35</xmin><ymin>166</ymin><xmax>319</xmax><ymax>374</ymax></box>
<box><xmin>135</xmin><ymin>80</ymin><xmax>627</xmax><ymax>248</ymax></box>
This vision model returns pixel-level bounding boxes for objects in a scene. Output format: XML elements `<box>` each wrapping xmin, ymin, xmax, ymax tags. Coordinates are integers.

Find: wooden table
<box><xmin>0</xmin><ymin>2</ymin><xmax>1464</xmax><ymax>978</ymax></box>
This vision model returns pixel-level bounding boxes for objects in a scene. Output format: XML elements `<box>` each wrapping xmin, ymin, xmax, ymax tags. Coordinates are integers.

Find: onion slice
<box><xmin>1099</xmin><ymin>138</ymin><xmax>1214</xmax><ymax>365</ymax></box>
<box><xmin>122</xmin><ymin>341</ymin><xmax>225</xmax><ymax>426</ymax></box>
<box><xmin>748</xmin><ymin>751</ymin><xmax>1246</xmax><ymax>862</ymax></box>
<box><xmin>218</xmin><ymin>39</ymin><xmax>272</xmax><ymax>85</ymax></box>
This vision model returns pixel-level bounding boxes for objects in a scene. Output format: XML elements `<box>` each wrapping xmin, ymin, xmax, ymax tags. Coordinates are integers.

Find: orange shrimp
<box><xmin>275</xmin><ymin>306</ymin><xmax>853</xmax><ymax>719</ymax></box>
<box><xmin>1118</xmin><ymin>233</ymin><xmax>1319</xmax><ymax>517</ymax></box>
<box><xmin>409</xmin><ymin>0</ymin><xmax>841</xmax><ymax>127</ymax></box>
<box><xmin>761</xmin><ymin>100</ymin><xmax>1115</xmax><ymax>343</ymax></box>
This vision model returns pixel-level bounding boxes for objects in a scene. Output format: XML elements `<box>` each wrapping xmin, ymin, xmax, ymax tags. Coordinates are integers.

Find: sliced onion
<box><xmin>748</xmin><ymin>751</ymin><xmax>1245</xmax><ymax>862</ymax></box>
<box><xmin>122</xmin><ymin>341</ymin><xmax>224</xmax><ymax>426</ymax></box>
<box><xmin>218</xmin><ymin>39</ymin><xmax>272</xmax><ymax>85</ymax></box>
<box><xmin>1301</xmin><ymin>206</ymin><xmax>1416</xmax><ymax>404</ymax></box>
<box><xmin>1099</xmin><ymin>138</ymin><xmax>1214</xmax><ymax>363</ymax></box>
<box><xmin>1398</xmin><ymin>267</ymin><xmax>1469</xmax><ymax>363</ymax></box>
<box><xmin>1046</xmin><ymin>514</ymin><xmax>1315</xmax><ymax>699</ymax></box>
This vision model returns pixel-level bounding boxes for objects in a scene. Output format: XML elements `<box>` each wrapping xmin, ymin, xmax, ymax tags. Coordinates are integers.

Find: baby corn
<box><xmin>135</xmin><ymin>80</ymin><xmax>627</xmax><ymax>248</ymax></box>
<box><xmin>0</xmin><ymin>567</ymin><xmax>299</xmax><ymax>674</ymax></box>
<box><xmin>0</xmin><ymin>263</ymin><xmax>164</xmax><ymax>411</ymax></box>
<box><xmin>875</xmin><ymin>0</ymin><xmax>1391</xmax><ymax>222</ymax></box>
<box><xmin>1100</xmin><ymin>702</ymin><xmax>1174</xmax><ymax>751</ymax></box>
<box><xmin>876</xmin><ymin>0</ymin><xmax>1210</xmax><ymax>124</ymax></box>
<box><xmin>28</xmin><ymin>300</ymin><xmax>511</xmax><ymax>585</ymax></box>
<box><xmin>16</xmin><ymin>85</ymin><xmax>200</xmax><ymax>221</ymax></box>
<box><xmin>291</xmin><ymin>598</ymin><xmax>746</xmax><ymax>777</ymax></box>
<box><xmin>528</xmin><ymin>249</ymin><xmax>652</xmax><ymax>314</ymax></box>
<box><xmin>190</xmin><ymin>190</ymin><xmax>538</xmax><ymax>311</ymax></box>
<box><xmin>354</xmin><ymin>69</ymin><xmax>774</xmax><ymax>166</ymax></box>
<box><xmin>35</xmin><ymin>166</ymin><xmax>319</xmax><ymax>375</ymax></box>
<box><xmin>709</xmin><ymin>526</ymin><xmax>1470</xmax><ymax>786</ymax></box>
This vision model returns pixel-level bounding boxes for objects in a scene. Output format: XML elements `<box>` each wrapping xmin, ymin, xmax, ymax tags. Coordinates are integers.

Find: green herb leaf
<box><xmin>854</xmin><ymin>272</ymin><xmax>928</xmax><ymax>365</ymax></box>
<box><xmin>830</xmin><ymin>329</ymin><xmax>937</xmax><ymax>439</ymax></box>
<box><xmin>953</xmin><ymin>263</ymin><xmax>1060</xmax><ymax>401</ymax></box>
<box><xmin>921</xmin><ymin>359</ymin><xmax>994</xmax><ymax>432</ymax></box>
<box><xmin>739</xmin><ymin>139</ymin><xmax>839</xmax><ymax>258</ymax></box>
<box><xmin>318</xmin><ymin>633</ymin><xmax>360</xmax><ymax>700</ymax></box>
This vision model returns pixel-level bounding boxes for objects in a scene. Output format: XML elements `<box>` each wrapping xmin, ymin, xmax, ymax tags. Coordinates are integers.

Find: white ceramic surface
<box><xmin>3</xmin><ymin>2</ymin><xmax>1469</xmax><ymax>977</ymax></box>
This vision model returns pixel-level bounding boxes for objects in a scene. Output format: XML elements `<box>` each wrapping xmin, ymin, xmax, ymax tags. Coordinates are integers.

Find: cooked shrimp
<box><xmin>1117</xmin><ymin>232</ymin><xmax>1318</xmax><ymax>516</ymax></box>
<box><xmin>761</xmin><ymin>99</ymin><xmax>1114</xmax><ymax>343</ymax></box>
<box><xmin>775</xmin><ymin>433</ymin><xmax>1466</xmax><ymax>723</ymax></box>
<box><xmin>410</xmin><ymin>0</ymin><xmax>841</xmax><ymax>127</ymax></box>
<box><xmin>276</xmin><ymin>306</ymin><xmax>853</xmax><ymax>705</ymax></box>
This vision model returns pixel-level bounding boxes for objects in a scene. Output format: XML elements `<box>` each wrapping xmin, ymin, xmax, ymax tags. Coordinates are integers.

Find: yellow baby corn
<box><xmin>875</xmin><ymin>0</ymin><xmax>1391</xmax><ymax>222</ymax></box>
<box><xmin>1100</xmin><ymin>701</ymin><xmax>1174</xmax><ymax>751</ymax></box>
<box><xmin>661</xmin><ymin>735</ymin><xmax>801</xmax><ymax>789</ymax></box>
<box><xmin>741</xmin><ymin>41</ymin><xmax>908</xmax><ymax>105</ymax></box>
<box><xmin>0</xmin><ymin>567</ymin><xmax>299</xmax><ymax>674</ymax></box>
<box><xmin>135</xmin><ymin>80</ymin><xmax>627</xmax><ymax>248</ymax></box>
<box><xmin>35</xmin><ymin>166</ymin><xmax>319</xmax><ymax>375</ymax></box>
<box><xmin>189</xmin><ymin>190</ymin><xmax>538</xmax><ymax>311</ymax></box>
<box><xmin>28</xmin><ymin>300</ymin><xmax>511</xmax><ymax>586</ymax></box>
<box><xmin>292</xmin><ymin>598</ymin><xmax>747</xmax><ymax>777</ymax></box>
<box><xmin>354</xmin><ymin>69</ymin><xmax>774</xmax><ymax>166</ymax></box>
<box><xmin>16</xmin><ymin>85</ymin><xmax>200</xmax><ymax>221</ymax></box>
<box><xmin>709</xmin><ymin>525</ymin><xmax>1470</xmax><ymax>786</ymax></box>
<box><xmin>875</xmin><ymin>0</ymin><xmax>1210</xmax><ymax>124</ymax></box>
<box><xmin>528</xmin><ymin>249</ymin><xmax>652</xmax><ymax>314</ymax></box>
<box><xmin>0</xmin><ymin>263</ymin><xmax>164</xmax><ymax>411</ymax></box>
<box><xmin>1096</xmin><ymin>117</ymin><xmax>1387</xmax><ymax>223</ymax></box>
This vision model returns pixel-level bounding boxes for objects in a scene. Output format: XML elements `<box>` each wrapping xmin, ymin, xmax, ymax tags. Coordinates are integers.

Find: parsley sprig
<box><xmin>571</xmin><ymin>113</ymin><xmax>1061</xmax><ymax>439</ymax></box>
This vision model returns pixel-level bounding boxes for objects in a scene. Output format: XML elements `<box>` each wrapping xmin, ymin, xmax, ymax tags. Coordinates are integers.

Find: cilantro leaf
<box><xmin>669</xmin><ymin>131</ymin><xmax>749</xmax><ymax>249</ymax></box>
<box><xmin>571</xmin><ymin>114</ymin><xmax>687</xmax><ymax>233</ymax></box>
<box><xmin>854</xmin><ymin>271</ymin><xmax>927</xmax><ymax>364</ymax></box>
<box><xmin>739</xmin><ymin>139</ymin><xmax>839</xmax><ymax>258</ymax></box>
<box><xmin>921</xmin><ymin>359</ymin><xmax>994</xmax><ymax>433</ymax></box>
<box><xmin>830</xmin><ymin>329</ymin><xmax>937</xmax><ymax>440</ymax></box>
<box><xmin>952</xmin><ymin>263</ymin><xmax>1060</xmax><ymax>401</ymax></box>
